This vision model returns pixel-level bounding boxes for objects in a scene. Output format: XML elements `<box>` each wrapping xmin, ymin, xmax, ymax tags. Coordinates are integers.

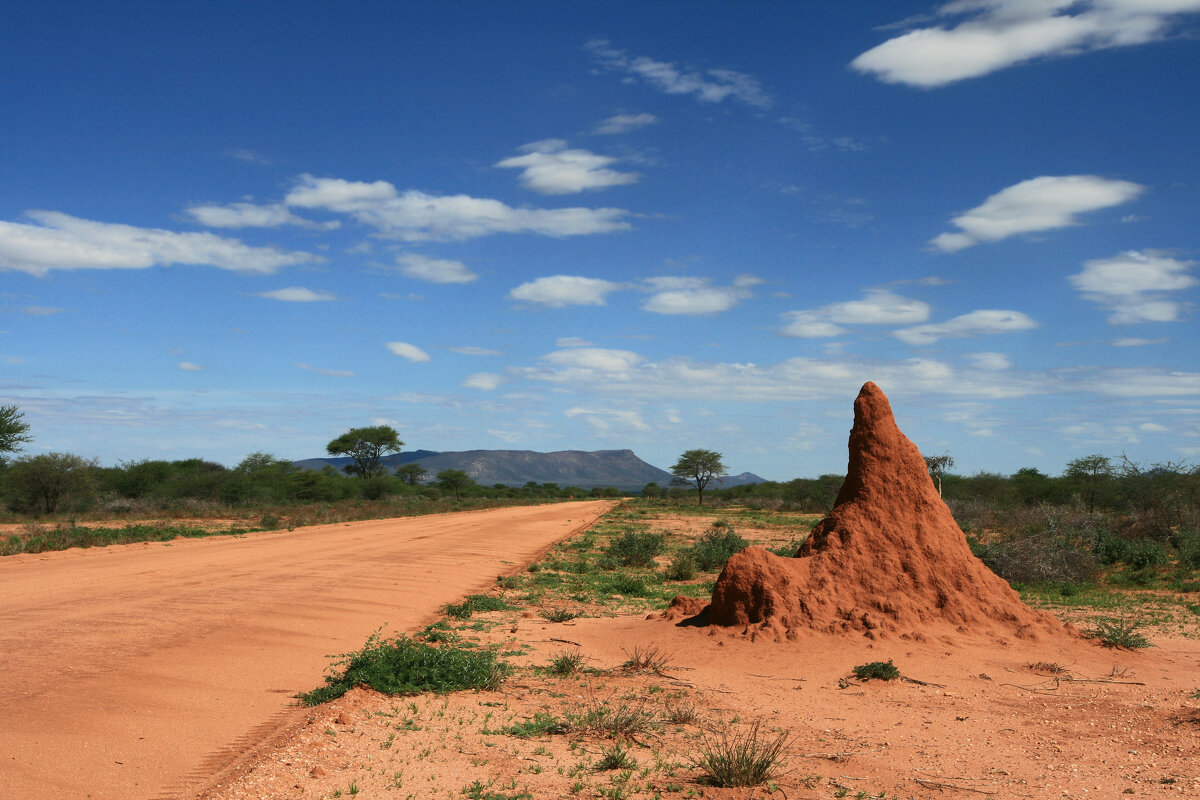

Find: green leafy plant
<box><xmin>547</xmin><ymin>649</ymin><xmax>585</xmax><ymax>676</ymax></box>
<box><xmin>852</xmin><ymin>660</ymin><xmax>900</xmax><ymax>681</ymax></box>
<box><xmin>502</xmin><ymin>712</ymin><xmax>569</xmax><ymax>738</ymax></box>
<box><xmin>606</xmin><ymin>530</ymin><xmax>666</xmax><ymax>567</ymax></box>
<box><xmin>689</xmin><ymin>721</ymin><xmax>790</xmax><ymax>787</ymax></box>
<box><xmin>540</xmin><ymin>607</ymin><xmax>580</xmax><ymax>623</ymax></box>
<box><xmin>1085</xmin><ymin>617</ymin><xmax>1153</xmax><ymax>649</ymax></box>
<box><xmin>664</xmin><ymin>550</ymin><xmax>697</xmax><ymax>581</ymax></box>
<box><xmin>595</xmin><ymin>741</ymin><xmax>637</xmax><ymax>771</ymax></box>
<box><xmin>299</xmin><ymin>633</ymin><xmax>508</xmax><ymax>705</ymax></box>
<box><xmin>690</xmin><ymin>527</ymin><xmax>750</xmax><ymax>571</ymax></box>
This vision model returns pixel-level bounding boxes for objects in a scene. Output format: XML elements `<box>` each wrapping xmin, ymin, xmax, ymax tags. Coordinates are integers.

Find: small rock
<box><xmin>334</xmin><ymin>712</ymin><xmax>352</xmax><ymax>726</ymax></box>
<box><xmin>310</xmin><ymin>766</ymin><xmax>326</xmax><ymax>778</ymax></box>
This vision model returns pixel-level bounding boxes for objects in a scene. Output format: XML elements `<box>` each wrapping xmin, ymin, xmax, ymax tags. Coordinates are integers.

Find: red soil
<box><xmin>681</xmin><ymin>381</ymin><xmax>1070</xmax><ymax>642</ymax></box>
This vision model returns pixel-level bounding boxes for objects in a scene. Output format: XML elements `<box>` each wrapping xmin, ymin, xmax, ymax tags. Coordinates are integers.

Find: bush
<box><xmin>689</xmin><ymin>722</ymin><xmax>790</xmax><ymax>787</ymax></box>
<box><xmin>606</xmin><ymin>530</ymin><xmax>666</xmax><ymax>567</ymax></box>
<box><xmin>300</xmin><ymin>634</ymin><xmax>507</xmax><ymax>705</ymax></box>
<box><xmin>1096</xmin><ymin>533</ymin><xmax>1168</xmax><ymax>569</ymax></box>
<box><xmin>852</xmin><ymin>659</ymin><xmax>900</xmax><ymax>681</ymax></box>
<box><xmin>605</xmin><ymin>574</ymin><xmax>651</xmax><ymax>597</ymax></box>
<box><xmin>973</xmin><ymin>532</ymin><xmax>1099</xmax><ymax>585</ymax></box>
<box><xmin>664</xmin><ymin>550</ymin><xmax>697</xmax><ymax>581</ymax></box>
<box><xmin>690</xmin><ymin>527</ymin><xmax>750</xmax><ymax>571</ymax></box>
<box><xmin>1173</xmin><ymin>529</ymin><xmax>1200</xmax><ymax>570</ymax></box>
<box><xmin>1084</xmin><ymin>617</ymin><xmax>1152</xmax><ymax>649</ymax></box>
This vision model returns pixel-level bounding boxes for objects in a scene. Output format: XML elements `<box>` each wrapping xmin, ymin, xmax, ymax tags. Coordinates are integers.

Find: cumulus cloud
<box><xmin>641</xmin><ymin>275</ymin><xmax>759</xmax><ymax>315</ymax></box>
<box><xmin>852</xmin><ymin>0</ymin><xmax>1200</xmax><ymax>88</ymax></box>
<box><xmin>780</xmin><ymin>289</ymin><xmax>930</xmax><ymax>337</ymax></box>
<box><xmin>186</xmin><ymin>202</ymin><xmax>339</xmax><ymax>230</ymax></box>
<box><xmin>594</xmin><ymin>113</ymin><xmax>658</xmax><ymax>134</ymax></box>
<box><xmin>1069</xmin><ymin>250</ymin><xmax>1196</xmax><ymax>324</ymax></box>
<box><xmin>296</xmin><ymin>362</ymin><xmax>355</xmax><ymax>377</ymax></box>
<box><xmin>394</xmin><ymin>253</ymin><xmax>478</xmax><ymax>284</ymax></box>
<box><xmin>253</xmin><ymin>287</ymin><xmax>337</xmax><ymax>302</ymax></box>
<box><xmin>930</xmin><ymin>175</ymin><xmax>1144</xmax><ymax>252</ymax></box>
<box><xmin>585</xmin><ymin>40</ymin><xmax>772</xmax><ymax>107</ymax></box>
<box><xmin>385</xmin><ymin>341</ymin><xmax>432</xmax><ymax>362</ymax></box>
<box><xmin>894</xmin><ymin>309</ymin><xmax>1038</xmax><ymax>345</ymax></box>
<box><xmin>508</xmin><ymin>275</ymin><xmax>625</xmax><ymax>307</ymax></box>
<box><xmin>462</xmin><ymin>372</ymin><xmax>505</xmax><ymax>391</ymax></box>
<box><xmin>966</xmin><ymin>351</ymin><xmax>1012</xmax><ymax>370</ymax></box>
<box><xmin>284</xmin><ymin>174</ymin><xmax>630</xmax><ymax>241</ymax></box>
<box><xmin>496</xmin><ymin>140</ymin><xmax>639</xmax><ymax>194</ymax></box>
<box><xmin>178</xmin><ymin>361</ymin><xmax>206</xmax><ymax>371</ymax></box>
<box><xmin>0</xmin><ymin>211</ymin><xmax>316</xmax><ymax>276</ymax></box>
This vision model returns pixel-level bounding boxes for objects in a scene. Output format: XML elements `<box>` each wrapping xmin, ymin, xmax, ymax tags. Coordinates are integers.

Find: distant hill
<box><xmin>293</xmin><ymin>448</ymin><xmax>766</xmax><ymax>492</ymax></box>
<box><xmin>720</xmin><ymin>471</ymin><xmax>767</xmax><ymax>488</ymax></box>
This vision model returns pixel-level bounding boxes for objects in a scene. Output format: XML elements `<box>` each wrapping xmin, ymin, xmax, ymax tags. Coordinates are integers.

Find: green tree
<box><xmin>436</xmin><ymin>468</ymin><xmax>474</xmax><ymax>501</ymax></box>
<box><xmin>6</xmin><ymin>452</ymin><xmax>97</xmax><ymax>514</ymax></box>
<box><xmin>641</xmin><ymin>481</ymin><xmax>661</xmax><ymax>498</ymax></box>
<box><xmin>1065</xmin><ymin>454</ymin><xmax>1112</xmax><ymax>513</ymax></box>
<box><xmin>924</xmin><ymin>453</ymin><xmax>955</xmax><ymax>497</ymax></box>
<box><xmin>395</xmin><ymin>462</ymin><xmax>427</xmax><ymax>485</ymax></box>
<box><xmin>0</xmin><ymin>404</ymin><xmax>33</xmax><ymax>464</ymax></box>
<box><xmin>670</xmin><ymin>449</ymin><xmax>728</xmax><ymax>506</ymax></box>
<box><xmin>326</xmin><ymin>426</ymin><xmax>404</xmax><ymax>479</ymax></box>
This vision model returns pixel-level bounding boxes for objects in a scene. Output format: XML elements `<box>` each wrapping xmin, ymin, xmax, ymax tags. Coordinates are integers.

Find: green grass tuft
<box><xmin>852</xmin><ymin>659</ymin><xmax>900</xmax><ymax>681</ymax></box>
<box><xmin>1084</xmin><ymin>617</ymin><xmax>1153</xmax><ymax>649</ymax></box>
<box><xmin>443</xmin><ymin>593</ymin><xmax>512</xmax><ymax>619</ymax></box>
<box><xmin>689</xmin><ymin>721</ymin><xmax>790</xmax><ymax>787</ymax></box>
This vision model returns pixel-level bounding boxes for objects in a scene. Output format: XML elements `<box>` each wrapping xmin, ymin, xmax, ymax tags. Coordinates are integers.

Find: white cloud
<box><xmin>178</xmin><ymin>361</ymin><xmax>205</xmax><ymax>371</ymax></box>
<box><xmin>966</xmin><ymin>351</ymin><xmax>1012</xmax><ymax>370</ymax></box>
<box><xmin>1113</xmin><ymin>337</ymin><xmax>1169</xmax><ymax>347</ymax></box>
<box><xmin>641</xmin><ymin>275</ymin><xmax>758</xmax><ymax>315</ymax></box>
<box><xmin>895</xmin><ymin>309</ymin><xmax>1038</xmax><ymax>344</ymax></box>
<box><xmin>1088</xmin><ymin>368</ymin><xmax>1200</xmax><ymax>397</ymax></box>
<box><xmin>225</xmin><ymin>148</ymin><xmax>272</xmax><ymax>164</ymax></box>
<box><xmin>1140</xmin><ymin>422</ymin><xmax>1168</xmax><ymax>432</ymax></box>
<box><xmin>780</xmin><ymin>289</ymin><xmax>930</xmax><ymax>338</ymax></box>
<box><xmin>296</xmin><ymin>362</ymin><xmax>355</xmax><ymax>377</ymax></box>
<box><xmin>487</xmin><ymin>428</ymin><xmax>526</xmax><ymax>443</ymax></box>
<box><xmin>463</xmin><ymin>372</ymin><xmax>505</xmax><ymax>391</ymax></box>
<box><xmin>0</xmin><ymin>211</ymin><xmax>316</xmax><ymax>276</ymax></box>
<box><xmin>1069</xmin><ymin>250</ymin><xmax>1196</xmax><ymax>324</ymax></box>
<box><xmin>496</xmin><ymin>140</ymin><xmax>639</xmax><ymax>195</ymax></box>
<box><xmin>585</xmin><ymin>40</ymin><xmax>772</xmax><ymax>107</ymax></box>
<box><xmin>594</xmin><ymin>113</ymin><xmax>658</xmax><ymax>134</ymax></box>
<box><xmin>509</xmin><ymin>275</ymin><xmax>624</xmax><ymax>307</ymax></box>
<box><xmin>253</xmin><ymin>287</ymin><xmax>337</xmax><ymax>302</ymax></box>
<box><xmin>556</xmin><ymin>337</ymin><xmax>595</xmax><ymax>348</ymax></box>
<box><xmin>385</xmin><ymin>342</ymin><xmax>432</xmax><ymax>362</ymax></box>
<box><xmin>448</xmin><ymin>346</ymin><xmax>502</xmax><ymax>356</ymax></box>
<box><xmin>395</xmin><ymin>253</ymin><xmax>478</xmax><ymax>284</ymax></box>
<box><xmin>186</xmin><ymin>202</ymin><xmax>339</xmax><ymax>230</ymax></box>
<box><xmin>931</xmin><ymin>175</ymin><xmax>1144</xmax><ymax>252</ymax></box>
<box><xmin>565</xmin><ymin>406</ymin><xmax>651</xmax><ymax>433</ymax></box>
<box><xmin>284</xmin><ymin>174</ymin><xmax>630</xmax><ymax>241</ymax></box>
<box><xmin>852</xmin><ymin>0</ymin><xmax>1200</xmax><ymax>88</ymax></box>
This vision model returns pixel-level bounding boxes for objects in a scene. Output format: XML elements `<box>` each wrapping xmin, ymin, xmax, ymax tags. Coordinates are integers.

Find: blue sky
<box><xmin>2</xmin><ymin>0</ymin><xmax>1198</xmax><ymax>480</ymax></box>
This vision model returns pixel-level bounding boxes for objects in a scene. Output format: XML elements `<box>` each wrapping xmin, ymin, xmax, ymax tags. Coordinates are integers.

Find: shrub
<box><xmin>689</xmin><ymin>722</ymin><xmax>790</xmax><ymax>787</ymax></box>
<box><xmin>540</xmin><ymin>607</ymin><xmax>580</xmax><ymax>623</ymax></box>
<box><xmin>1085</xmin><ymin>617</ymin><xmax>1152</xmax><ymax>649</ymax></box>
<box><xmin>605</xmin><ymin>574</ymin><xmax>650</xmax><ymax>597</ymax></box>
<box><xmin>595</xmin><ymin>741</ymin><xmax>636</xmax><ymax>771</ymax></box>
<box><xmin>547</xmin><ymin>649</ymin><xmax>584</xmax><ymax>676</ymax></box>
<box><xmin>1124</xmin><ymin>538</ymin><xmax>1169</xmax><ymax>570</ymax></box>
<box><xmin>1174</xmin><ymin>529</ymin><xmax>1200</xmax><ymax>570</ymax></box>
<box><xmin>690</xmin><ymin>527</ymin><xmax>750</xmax><ymax>571</ymax></box>
<box><xmin>664</xmin><ymin>551</ymin><xmax>697</xmax><ymax>581</ymax></box>
<box><xmin>974</xmin><ymin>532</ymin><xmax>1099</xmax><ymax>585</ymax></box>
<box><xmin>607</xmin><ymin>530</ymin><xmax>666</xmax><ymax>567</ymax></box>
<box><xmin>852</xmin><ymin>659</ymin><xmax>900</xmax><ymax>681</ymax></box>
<box><xmin>443</xmin><ymin>594</ymin><xmax>512</xmax><ymax>619</ymax></box>
<box><xmin>299</xmin><ymin>634</ymin><xmax>507</xmax><ymax>705</ymax></box>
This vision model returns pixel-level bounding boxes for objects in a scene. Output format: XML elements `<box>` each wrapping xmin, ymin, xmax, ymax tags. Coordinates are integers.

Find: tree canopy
<box><xmin>436</xmin><ymin>468</ymin><xmax>474</xmax><ymax>501</ymax></box>
<box><xmin>670</xmin><ymin>448</ymin><xmax>727</xmax><ymax>506</ymax></box>
<box><xmin>1</xmin><ymin>404</ymin><xmax>33</xmax><ymax>462</ymax></box>
<box><xmin>326</xmin><ymin>426</ymin><xmax>404</xmax><ymax>479</ymax></box>
<box><xmin>924</xmin><ymin>453</ymin><xmax>955</xmax><ymax>497</ymax></box>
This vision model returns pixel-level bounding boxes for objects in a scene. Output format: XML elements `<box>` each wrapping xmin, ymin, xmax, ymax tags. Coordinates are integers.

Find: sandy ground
<box><xmin>0</xmin><ymin>501</ymin><xmax>615</xmax><ymax>800</ymax></box>
<box><xmin>196</xmin><ymin>513</ymin><xmax>1200</xmax><ymax>800</ymax></box>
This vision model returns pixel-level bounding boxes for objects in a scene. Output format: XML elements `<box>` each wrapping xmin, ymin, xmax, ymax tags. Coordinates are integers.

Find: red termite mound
<box><xmin>679</xmin><ymin>382</ymin><xmax>1070</xmax><ymax>642</ymax></box>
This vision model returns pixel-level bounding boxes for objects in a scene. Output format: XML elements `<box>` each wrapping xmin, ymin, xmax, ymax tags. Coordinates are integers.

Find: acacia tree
<box><xmin>1</xmin><ymin>404</ymin><xmax>33</xmax><ymax>464</ymax></box>
<box><xmin>924</xmin><ymin>453</ymin><xmax>955</xmax><ymax>497</ymax></box>
<box><xmin>1065</xmin><ymin>453</ymin><xmax>1113</xmax><ymax>513</ymax></box>
<box><xmin>395</xmin><ymin>463</ymin><xmax>427</xmax><ymax>485</ymax></box>
<box><xmin>436</xmin><ymin>468</ymin><xmax>474</xmax><ymax>501</ymax></box>
<box><xmin>670</xmin><ymin>448</ymin><xmax>727</xmax><ymax>506</ymax></box>
<box><xmin>326</xmin><ymin>426</ymin><xmax>404</xmax><ymax>479</ymax></box>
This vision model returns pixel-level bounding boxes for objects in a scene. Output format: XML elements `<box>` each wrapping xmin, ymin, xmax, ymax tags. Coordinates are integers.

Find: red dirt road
<box><xmin>0</xmin><ymin>501</ymin><xmax>614</xmax><ymax>800</ymax></box>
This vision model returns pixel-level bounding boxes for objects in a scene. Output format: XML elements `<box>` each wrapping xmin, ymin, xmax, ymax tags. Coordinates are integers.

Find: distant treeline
<box><xmin>0</xmin><ymin>452</ymin><xmax>625</xmax><ymax>516</ymax></box>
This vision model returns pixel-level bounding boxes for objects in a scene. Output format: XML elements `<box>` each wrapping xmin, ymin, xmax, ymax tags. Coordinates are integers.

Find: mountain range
<box><xmin>293</xmin><ymin>449</ymin><xmax>765</xmax><ymax>492</ymax></box>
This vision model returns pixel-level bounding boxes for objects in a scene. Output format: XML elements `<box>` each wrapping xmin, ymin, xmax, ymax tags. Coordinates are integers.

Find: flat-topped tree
<box><xmin>326</xmin><ymin>425</ymin><xmax>403</xmax><ymax>479</ymax></box>
<box><xmin>670</xmin><ymin>448</ymin><xmax>727</xmax><ymax>506</ymax></box>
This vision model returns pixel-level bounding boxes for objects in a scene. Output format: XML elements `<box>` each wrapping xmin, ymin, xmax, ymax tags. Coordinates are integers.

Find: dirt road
<box><xmin>0</xmin><ymin>501</ymin><xmax>614</xmax><ymax>800</ymax></box>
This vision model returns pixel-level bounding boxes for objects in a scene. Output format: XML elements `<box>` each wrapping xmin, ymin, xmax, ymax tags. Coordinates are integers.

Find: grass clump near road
<box><xmin>300</xmin><ymin>633</ymin><xmax>508</xmax><ymax>705</ymax></box>
<box><xmin>1</xmin><ymin>522</ymin><xmax>258</xmax><ymax>556</ymax></box>
<box><xmin>444</xmin><ymin>594</ymin><xmax>512</xmax><ymax>619</ymax></box>
<box><xmin>1085</xmin><ymin>617</ymin><xmax>1153</xmax><ymax>649</ymax></box>
<box><xmin>689</xmin><ymin>721</ymin><xmax>790</xmax><ymax>787</ymax></box>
